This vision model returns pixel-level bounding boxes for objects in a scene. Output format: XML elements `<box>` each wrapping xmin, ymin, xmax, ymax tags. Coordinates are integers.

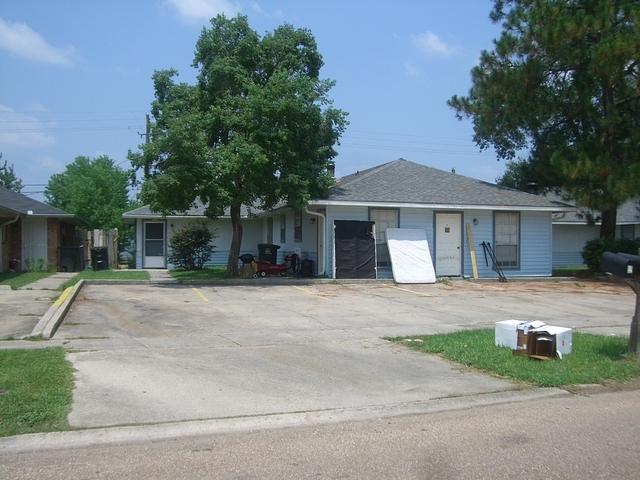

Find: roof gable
<box><xmin>321</xmin><ymin>159</ymin><xmax>570</xmax><ymax>209</ymax></box>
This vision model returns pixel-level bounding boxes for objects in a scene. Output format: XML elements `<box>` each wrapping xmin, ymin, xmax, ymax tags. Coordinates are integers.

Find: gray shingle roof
<box><xmin>0</xmin><ymin>186</ymin><xmax>85</xmax><ymax>225</ymax></box>
<box><xmin>123</xmin><ymin>200</ymin><xmax>251</xmax><ymax>219</ymax></box>
<box><xmin>546</xmin><ymin>192</ymin><xmax>640</xmax><ymax>225</ymax></box>
<box><xmin>316</xmin><ymin>159</ymin><xmax>571</xmax><ymax>210</ymax></box>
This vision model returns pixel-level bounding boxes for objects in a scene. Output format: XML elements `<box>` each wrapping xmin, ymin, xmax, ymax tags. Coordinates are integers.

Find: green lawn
<box><xmin>168</xmin><ymin>266</ymin><xmax>230</xmax><ymax>281</ymax></box>
<box><xmin>0</xmin><ymin>347</ymin><xmax>74</xmax><ymax>437</ymax></box>
<box><xmin>386</xmin><ymin>328</ymin><xmax>640</xmax><ymax>388</ymax></box>
<box><xmin>59</xmin><ymin>268</ymin><xmax>150</xmax><ymax>289</ymax></box>
<box><xmin>0</xmin><ymin>271</ymin><xmax>54</xmax><ymax>290</ymax></box>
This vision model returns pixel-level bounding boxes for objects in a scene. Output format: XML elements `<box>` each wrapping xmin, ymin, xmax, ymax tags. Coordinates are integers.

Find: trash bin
<box><xmin>58</xmin><ymin>245</ymin><xmax>83</xmax><ymax>272</ymax></box>
<box><xmin>300</xmin><ymin>259</ymin><xmax>314</xmax><ymax>277</ymax></box>
<box><xmin>257</xmin><ymin>244</ymin><xmax>280</xmax><ymax>263</ymax></box>
<box><xmin>91</xmin><ymin>246</ymin><xmax>108</xmax><ymax>271</ymax></box>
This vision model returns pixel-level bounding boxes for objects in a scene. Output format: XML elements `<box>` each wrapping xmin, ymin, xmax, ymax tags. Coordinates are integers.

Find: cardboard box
<box><xmin>527</xmin><ymin>326</ymin><xmax>572</xmax><ymax>358</ymax></box>
<box><xmin>495</xmin><ymin>320</ymin><xmax>545</xmax><ymax>350</ymax></box>
<box><xmin>241</xmin><ymin>264</ymin><xmax>254</xmax><ymax>277</ymax></box>
<box><xmin>495</xmin><ymin>320</ymin><xmax>523</xmax><ymax>349</ymax></box>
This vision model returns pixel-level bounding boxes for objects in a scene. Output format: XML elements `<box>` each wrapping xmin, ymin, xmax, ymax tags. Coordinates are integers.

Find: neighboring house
<box><xmin>552</xmin><ymin>196</ymin><xmax>640</xmax><ymax>266</ymax></box>
<box><xmin>123</xmin><ymin>159</ymin><xmax>573</xmax><ymax>278</ymax></box>
<box><xmin>0</xmin><ymin>187</ymin><xmax>86</xmax><ymax>271</ymax></box>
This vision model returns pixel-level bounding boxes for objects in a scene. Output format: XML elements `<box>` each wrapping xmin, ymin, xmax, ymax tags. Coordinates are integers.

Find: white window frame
<box><xmin>494</xmin><ymin>212</ymin><xmax>519</xmax><ymax>268</ymax></box>
<box><xmin>294</xmin><ymin>211</ymin><xmax>302</xmax><ymax>243</ymax></box>
<box><xmin>280</xmin><ymin>214</ymin><xmax>286</xmax><ymax>243</ymax></box>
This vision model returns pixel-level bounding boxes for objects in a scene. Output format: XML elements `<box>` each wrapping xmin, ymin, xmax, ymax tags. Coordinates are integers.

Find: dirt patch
<box><xmin>453</xmin><ymin>278</ymin><xmax>631</xmax><ymax>296</ymax></box>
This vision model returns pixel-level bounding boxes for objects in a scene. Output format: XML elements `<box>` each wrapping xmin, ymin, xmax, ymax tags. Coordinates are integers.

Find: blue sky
<box><xmin>0</xmin><ymin>1</ymin><xmax>505</xmax><ymax>201</ymax></box>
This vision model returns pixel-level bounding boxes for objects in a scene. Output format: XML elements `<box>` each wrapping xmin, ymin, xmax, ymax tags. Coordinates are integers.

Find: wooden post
<box><xmin>466</xmin><ymin>223</ymin><xmax>478</xmax><ymax>279</ymax></box>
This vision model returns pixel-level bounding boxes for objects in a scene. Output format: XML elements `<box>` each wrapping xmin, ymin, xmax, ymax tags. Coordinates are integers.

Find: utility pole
<box><xmin>145</xmin><ymin>114</ymin><xmax>150</xmax><ymax>144</ymax></box>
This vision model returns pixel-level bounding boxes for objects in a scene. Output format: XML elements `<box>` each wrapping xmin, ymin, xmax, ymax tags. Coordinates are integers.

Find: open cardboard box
<box><xmin>512</xmin><ymin>326</ymin><xmax>573</xmax><ymax>359</ymax></box>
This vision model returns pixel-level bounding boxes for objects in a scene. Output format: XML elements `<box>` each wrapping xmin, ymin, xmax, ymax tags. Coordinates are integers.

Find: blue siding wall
<box><xmin>518</xmin><ymin>211</ymin><xmax>552</xmax><ymax>276</ymax></box>
<box><xmin>463</xmin><ymin>211</ymin><xmax>494</xmax><ymax>278</ymax></box>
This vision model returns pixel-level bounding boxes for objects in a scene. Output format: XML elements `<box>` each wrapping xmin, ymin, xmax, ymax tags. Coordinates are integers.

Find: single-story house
<box><xmin>552</xmin><ymin>197</ymin><xmax>640</xmax><ymax>266</ymax></box>
<box><xmin>123</xmin><ymin>159</ymin><xmax>573</xmax><ymax>279</ymax></box>
<box><xmin>0</xmin><ymin>187</ymin><xmax>86</xmax><ymax>271</ymax></box>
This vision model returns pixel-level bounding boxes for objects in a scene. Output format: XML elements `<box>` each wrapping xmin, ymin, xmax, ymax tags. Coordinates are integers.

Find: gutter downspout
<box><xmin>0</xmin><ymin>214</ymin><xmax>20</xmax><ymax>230</ymax></box>
<box><xmin>305</xmin><ymin>208</ymin><xmax>326</xmax><ymax>276</ymax></box>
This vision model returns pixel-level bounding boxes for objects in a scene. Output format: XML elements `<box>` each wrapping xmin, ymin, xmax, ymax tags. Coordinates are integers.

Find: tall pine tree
<box><xmin>449</xmin><ymin>0</ymin><xmax>640</xmax><ymax>237</ymax></box>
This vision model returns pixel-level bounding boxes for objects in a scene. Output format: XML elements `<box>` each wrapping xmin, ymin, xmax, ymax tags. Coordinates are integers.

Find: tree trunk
<box><xmin>599</xmin><ymin>206</ymin><xmax>617</xmax><ymax>238</ymax></box>
<box><xmin>226</xmin><ymin>203</ymin><xmax>243</xmax><ymax>277</ymax></box>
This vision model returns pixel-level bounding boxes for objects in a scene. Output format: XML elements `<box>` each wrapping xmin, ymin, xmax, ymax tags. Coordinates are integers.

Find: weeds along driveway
<box><xmin>57</xmin><ymin>280</ymin><xmax>634</xmax><ymax>429</ymax></box>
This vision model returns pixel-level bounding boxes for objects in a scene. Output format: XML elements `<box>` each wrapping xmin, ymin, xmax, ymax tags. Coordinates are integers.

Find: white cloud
<box><xmin>412</xmin><ymin>31</ymin><xmax>458</xmax><ymax>57</ymax></box>
<box><xmin>166</xmin><ymin>0</ymin><xmax>241</xmax><ymax>22</ymax></box>
<box><xmin>31</xmin><ymin>155</ymin><xmax>64</xmax><ymax>175</ymax></box>
<box><xmin>0</xmin><ymin>17</ymin><xmax>77</xmax><ymax>66</ymax></box>
<box><xmin>0</xmin><ymin>105</ymin><xmax>56</xmax><ymax>148</ymax></box>
<box><xmin>404</xmin><ymin>61</ymin><xmax>420</xmax><ymax>78</ymax></box>
<box><xmin>250</xmin><ymin>2</ymin><xmax>283</xmax><ymax>18</ymax></box>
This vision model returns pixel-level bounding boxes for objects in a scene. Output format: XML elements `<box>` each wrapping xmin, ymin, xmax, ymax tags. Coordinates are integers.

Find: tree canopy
<box><xmin>45</xmin><ymin>155</ymin><xmax>132</xmax><ymax>230</ymax></box>
<box><xmin>128</xmin><ymin>14</ymin><xmax>348</xmax><ymax>275</ymax></box>
<box><xmin>449</xmin><ymin>0</ymin><xmax>640</xmax><ymax>237</ymax></box>
<box><xmin>0</xmin><ymin>154</ymin><xmax>23</xmax><ymax>192</ymax></box>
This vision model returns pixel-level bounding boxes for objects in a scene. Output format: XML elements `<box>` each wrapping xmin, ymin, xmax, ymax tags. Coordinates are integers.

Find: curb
<box><xmin>31</xmin><ymin>280</ymin><xmax>85</xmax><ymax>339</ymax></box>
<box><xmin>0</xmin><ymin>387</ymin><xmax>569</xmax><ymax>453</ymax></box>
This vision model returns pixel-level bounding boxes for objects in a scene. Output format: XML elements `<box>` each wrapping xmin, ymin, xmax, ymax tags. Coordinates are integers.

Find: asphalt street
<box><xmin>2</xmin><ymin>389</ymin><xmax>638</xmax><ymax>479</ymax></box>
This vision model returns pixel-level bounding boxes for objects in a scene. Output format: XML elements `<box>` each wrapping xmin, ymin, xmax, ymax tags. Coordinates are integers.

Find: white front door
<box><xmin>435</xmin><ymin>213</ymin><xmax>461</xmax><ymax>276</ymax></box>
<box><xmin>22</xmin><ymin>218</ymin><xmax>48</xmax><ymax>269</ymax></box>
<box><xmin>143</xmin><ymin>221</ymin><xmax>166</xmax><ymax>268</ymax></box>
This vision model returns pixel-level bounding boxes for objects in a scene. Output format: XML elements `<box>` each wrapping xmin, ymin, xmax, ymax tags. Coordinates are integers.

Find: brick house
<box><xmin>0</xmin><ymin>187</ymin><xmax>86</xmax><ymax>271</ymax></box>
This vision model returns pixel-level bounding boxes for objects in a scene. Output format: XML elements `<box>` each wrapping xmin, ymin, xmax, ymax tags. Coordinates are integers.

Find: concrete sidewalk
<box><xmin>17</xmin><ymin>272</ymin><xmax>77</xmax><ymax>291</ymax></box>
<box><xmin>0</xmin><ymin>272</ymin><xmax>76</xmax><ymax>341</ymax></box>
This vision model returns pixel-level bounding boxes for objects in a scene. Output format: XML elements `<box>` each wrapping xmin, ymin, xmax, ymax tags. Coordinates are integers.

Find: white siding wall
<box><xmin>552</xmin><ymin>224</ymin><xmax>599</xmax><ymax>266</ymax></box>
<box><xmin>260</xmin><ymin>211</ymin><xmax>318</xmax><ymax>265</ymax></box>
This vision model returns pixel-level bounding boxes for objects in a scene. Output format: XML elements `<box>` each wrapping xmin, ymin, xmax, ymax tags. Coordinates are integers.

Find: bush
<box><xmin>168</xmin><ymin>221</ymin><xmax>217</xmax><ymax>270</ymax></box>
<box><xmin>581</xmin><ymin>237</ymin><xmax>640</xmax><ymax>271</ymax></box>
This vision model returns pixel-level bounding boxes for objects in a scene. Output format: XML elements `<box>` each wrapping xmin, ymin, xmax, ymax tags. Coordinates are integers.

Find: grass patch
<box><xmin>168</xmin><ymin>266</ymin><xmax>230</xmax><ymax>281</ymax></box>
<box><xmin>0</xmin><ymin>347</ymin><xmax>74</xmax><ymax>437</ymax></box>
<box><xmin>0</xmin><ymin>271</ymin><xmax>54</xmax><ymax>290</ymax></box>
<box><xmin>59</xmin><ymin>268</ymin><xmax>150</xmax><ymax>289</ymax></box>
<box><xmin>552</xmin><ymin>265</ymin><xmax>595</xmax><ymax>278</ymax></box>
<box><xmin>386</xmin><ymin>328</ymin><xmax>640</xmax><ymax>388</ymax></box>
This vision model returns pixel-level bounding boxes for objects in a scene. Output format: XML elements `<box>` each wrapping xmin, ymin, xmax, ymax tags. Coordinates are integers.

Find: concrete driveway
<box><xmin>54</xmin><ymin>279</ymin><xmax>634</xmax><ymax>430</ymax></box>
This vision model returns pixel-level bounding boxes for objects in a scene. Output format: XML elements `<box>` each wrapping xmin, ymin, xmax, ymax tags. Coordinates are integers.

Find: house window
<box><xmin>620</xmin><ymin>225</ymin><xmax>635</xmax><ymax>240</ymax></box>
<box><xmin>370</xmin><ymin>209</ymin><xmax>399</xmax><ymax>267</ymax></box>
<box><xmin>280</xmin><ymin>214</ymin><xmax>286</xmax><ymax>243</ymax></box>
<box><xmin>494</xmin><ymin>212</ymin><xmax>519</xmax><ymax>268</ymax></box>
<box><xmin>294</xmin><ymin>211</ymin><xmax>302</xmax><ymax>242</ymax></box>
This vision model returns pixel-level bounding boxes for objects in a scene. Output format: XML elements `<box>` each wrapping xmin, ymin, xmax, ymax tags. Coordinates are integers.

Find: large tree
<box><xmin>128</xmin><ymin>15</ymin><xmax>347</xmax><ymax>276</ymax></box>
<box><xmin>45</xmin><ymin>155</ymin><xmax>132</xmax><ymax>230</ymax></box>
<box><xmin>449</xmin><ymin>0</ymin><xmax>640</xmax><ymax>238</ymax></box>
<box><xmin>0</xmin><ymin>153</ymin><xmax>23</xmax><ymax>192</ymax></box>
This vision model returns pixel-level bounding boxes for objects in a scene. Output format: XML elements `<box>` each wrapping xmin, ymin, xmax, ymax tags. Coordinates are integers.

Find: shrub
<box><xmin>168</xmin><ymin>221</ymin><xmax>217</xmax><ymax>270</ymax></box>
<box><xmin>582</xmin><ymin>237</ymin><xmax>640</xmax><ymax>271</ymax></box>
